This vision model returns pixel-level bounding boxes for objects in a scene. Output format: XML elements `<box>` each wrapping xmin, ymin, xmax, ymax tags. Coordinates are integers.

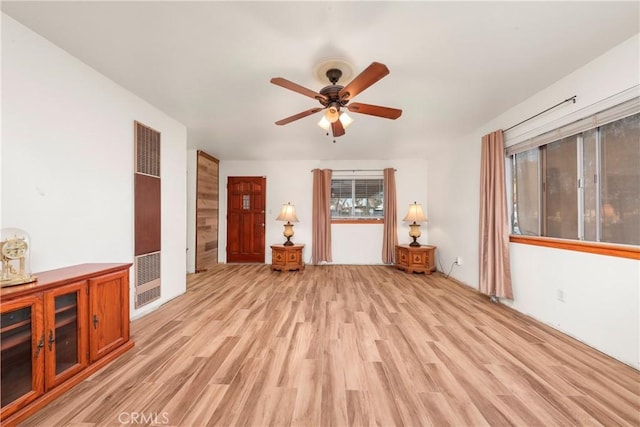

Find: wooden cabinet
<box><xmin>0</xmin><ymin>263</ymin><xmax>132</xmax><ymax>426</ymax></box>
<box><xmin>271</xmin><ymin>244</ymin><xmax>304</xmax><ymax>272</ymax></box>
<box><xmin>395</xmin><ymin>245</ymin><xmax>436</xmax><ymax>274</ymax></box>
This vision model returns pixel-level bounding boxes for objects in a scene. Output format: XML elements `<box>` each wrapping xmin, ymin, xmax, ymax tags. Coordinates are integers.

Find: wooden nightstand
<box><xmin>395</xmin><ymin>244</ymin><xmax>436</xmax><ymax>274</ymax></box>
<box><xmin>271</xmin><ymin>244</ymin><xmax>305</xmax><ymax>272</ymax></box>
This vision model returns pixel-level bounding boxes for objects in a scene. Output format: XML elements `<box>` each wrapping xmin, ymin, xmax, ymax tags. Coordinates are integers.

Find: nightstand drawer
<box><xmin>396</xmin><ymin>247</ymin><xmax>408</xmax><ymax>263</ymax></box>
<box><xmin>272</xmin><ymin>250</ymin><xmax>285</xmax><ymax>263</ymax></box>
<box><xmin>287</xmin><ymin>251</ymin><xmax>300</xmax><ymax>263</ymax></box>
<box><xmin>411</xmin><ymin>252</ymin><xmax>426</xmax><ymax>264</ymax></box>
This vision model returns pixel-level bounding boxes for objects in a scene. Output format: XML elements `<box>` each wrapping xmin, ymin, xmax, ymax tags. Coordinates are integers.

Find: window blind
<box><xmin>506</xmin><ymin>96</ymin><xmax>639</xmax><ymax>156</ymax></box>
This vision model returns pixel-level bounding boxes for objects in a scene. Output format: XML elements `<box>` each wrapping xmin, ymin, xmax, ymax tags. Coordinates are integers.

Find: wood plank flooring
<box><xmin>22</xmin><ymin>264</ymin><xmax>640</xmax><ymax>426</ymax></box>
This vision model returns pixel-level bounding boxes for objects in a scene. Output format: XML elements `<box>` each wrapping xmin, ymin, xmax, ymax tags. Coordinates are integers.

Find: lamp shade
<box><xmin>403</xmin><ymin>202</ymin><xmax>427</xmax><ymax>223</ymax></box>
<box><xmin>276</xmin><ymin>202</ymin><xmax>299</xmax><ymax>223</ymax></box>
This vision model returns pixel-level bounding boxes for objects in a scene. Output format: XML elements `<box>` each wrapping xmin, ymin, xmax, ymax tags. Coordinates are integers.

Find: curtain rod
<box><xmin>310</xmin><ymin>168</ymin><xmax>396</xmax><ymax>172</ymax></box>
<box><xmin>504</xmin><ymin>96</ymin><xmax>577</xmax><ymax>132</ymax></box>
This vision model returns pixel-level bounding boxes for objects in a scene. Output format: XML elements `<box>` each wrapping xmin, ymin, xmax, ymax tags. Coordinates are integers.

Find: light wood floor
<box><xmin>22</xmin><ymin>264</ymin><xmax>639</xmax><ymax>426</ymax></box>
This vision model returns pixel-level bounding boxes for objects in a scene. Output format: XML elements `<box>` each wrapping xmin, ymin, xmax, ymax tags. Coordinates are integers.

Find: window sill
<box><xmin>331</xmin><ymin>219</ymin><xmax>384</xmax><ymax>225</ymax></box>
<box><xmin>509</xmin><ymin>235</ymin><xmax>640</xmax><ymax>260</ymax></box>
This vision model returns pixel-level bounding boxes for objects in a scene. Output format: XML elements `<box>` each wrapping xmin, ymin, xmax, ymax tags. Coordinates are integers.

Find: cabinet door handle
<box><xmin>93</xmin><ymin>314</ymin><xmax>99</xmax><ymax>329</ymax></box>
<box><xmin>48</xmin><ymin>329</ymin><xmax>55</xmax><ymax>351</ymax></box>
<box><xmin>34</xmin><ymin>333</ymin><xmax>45</xmax><ymax>359</ymax></box>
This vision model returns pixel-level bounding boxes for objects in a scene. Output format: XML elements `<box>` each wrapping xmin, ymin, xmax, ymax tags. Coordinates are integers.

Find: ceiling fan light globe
<box><xmin>325</xmin><ymin>106</ymin><xmax>340</xmax><ymax>123</ymax></box>
<box><xmin>318</xmin><ymin>116</ymin><xmax>331</xmax><ymax>131</ymax></box>
<box><xmin>339</xmin><ymin>112</ymin><xmax>354</xmax><ymax>128</ymax></box>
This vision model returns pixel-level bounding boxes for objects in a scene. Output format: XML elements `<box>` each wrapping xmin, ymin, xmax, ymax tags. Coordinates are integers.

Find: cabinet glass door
<box><xmin>44</xmin><ymin>282</ymin><xmax>87</xmax><ymax>389</ymax></box>
<box><xmin>54</xmin><ymin>292</ymin><xmax>78</xmax><ymax>374</ymax></box>
<box><xmin>1</xmin><ymin>306</ymin><xmax>33</xmax><ymax>406</ymax></box>
<box><xmin>0</xmin><ymin>296</ymin><xmax>44</xmax><ymax>417</ymax></box>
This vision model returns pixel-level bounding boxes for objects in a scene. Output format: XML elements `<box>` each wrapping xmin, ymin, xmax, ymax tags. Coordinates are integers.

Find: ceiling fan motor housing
<box><xmin>318</xmin><ymin>68</ymin><xmax>350</xmax><ymax>110</ymax></box>
<box><xmin>319</xmin><ymin>85</ymin><xmax>346</xmax><ymax>107</ymax></box>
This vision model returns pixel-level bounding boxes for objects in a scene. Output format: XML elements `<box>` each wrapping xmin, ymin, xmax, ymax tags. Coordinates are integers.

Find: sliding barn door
<box><xmin>226</xmin><ymin>177</ymin><xmax>266</xmax><ymax>263</ymax></box>
<box><xmin>195</xmin><ymin>151</ymin><xmax>219</xmax><ymax>272</ymax></box>
<box><xmin>134</xmin><ymin>121</ymin><xmax>161</xmax><ymax>308</ymax></box>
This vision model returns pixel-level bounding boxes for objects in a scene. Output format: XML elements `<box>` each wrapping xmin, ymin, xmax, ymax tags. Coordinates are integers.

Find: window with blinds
<box><xmin>511</xmin><ymin>106</ymin><xmax>639</xmax><ymax>246</ymax></box>
<box><xmin>330</xmin><ymin>177</ymin><xmax>384</xmax><ymax>219</ymax></box>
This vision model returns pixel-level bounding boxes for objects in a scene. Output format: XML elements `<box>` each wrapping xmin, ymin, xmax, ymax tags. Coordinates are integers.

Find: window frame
<box><xmin>508</xmin><ymin>99</ymin><xmax>639</xmax><ymax>258</ymax></box>
<box><xmin>509</xmin><ymin>235</ymin><xmax>640</xmax><ymax>260</ymax></box>
<box><xmin>330</xmin><ymin>175</ymin><xmax>385</xmax><ymax>224</ymax></box>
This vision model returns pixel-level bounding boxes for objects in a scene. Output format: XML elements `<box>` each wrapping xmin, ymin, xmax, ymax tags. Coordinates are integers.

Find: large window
<box><xmin>511</xmin><ymin>111</ymin><xmax>639</xmax><ymax>246</ymax></box>
<box><xmin>330</xmin><ymin>177</ymin><xmax>384</xmax><ymax>220</ymax></box>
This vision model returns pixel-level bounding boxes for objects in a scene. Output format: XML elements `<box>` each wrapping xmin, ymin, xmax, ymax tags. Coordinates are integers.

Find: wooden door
<box><xmin>43</xmin><ymin>281</ymin><xmax>88</xmax><ymax>390</ymax></box>
<box><xmin>89</xmin><ymin>270</ymin><xmax>129</xmax><ymax>363</ymax></box>
<box><xmin>226</xmin><ymin>177</ymin><xmax>266</xmax><ymax>263</ymax></box>
<box><xmin>0</xmin><ymin>295</ymin><xmax>44</xmax><ymax>419</ymax></box>
<box><xmin>195</xmin><ymin>151</ymin><xmax>219</xmax><ymax>272</ymax></box>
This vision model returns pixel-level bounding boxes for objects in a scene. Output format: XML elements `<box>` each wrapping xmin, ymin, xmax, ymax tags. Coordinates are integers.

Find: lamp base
<box><xmin>283</xmin><ymin>222</ymin><xmax>295</xmax><ymax>246</ymax></box>
<box><xmin>408</xmin><ymin>222</ymin><xmax>421</xmax><ymax>247</ymax></box>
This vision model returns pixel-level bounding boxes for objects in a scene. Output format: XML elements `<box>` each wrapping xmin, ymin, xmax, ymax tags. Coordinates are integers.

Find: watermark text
<box><xmin>118</xmin><ymin>411</ymin><xmax>170</xmax><ymax>425</ymax></box>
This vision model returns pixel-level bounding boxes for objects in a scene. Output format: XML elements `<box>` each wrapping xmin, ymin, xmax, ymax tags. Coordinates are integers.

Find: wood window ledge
<box><xmin>332</xmin><ymin>219</ymin><xmax>384</xmax><ymax>225</ymax></box>
<box><xmin>509</xmin><ymin>235</ymin><xmax>640</xmax><ymax>260</ymax></box>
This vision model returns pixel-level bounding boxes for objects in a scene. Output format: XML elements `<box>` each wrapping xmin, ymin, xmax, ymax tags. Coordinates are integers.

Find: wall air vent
<box><xmin>135</xmin><ymin>121</ymin><xmax>161</xmax><ymax>177</ymax></box>
<box><xmin>134</xmin><ymin>251</ymin><xmax>161</xmax><ymax>308</ymax></box>
<box><xmin>134</xmin><ymin>121</ymin><xmax>161</xmax><ymax>309</ymax></box>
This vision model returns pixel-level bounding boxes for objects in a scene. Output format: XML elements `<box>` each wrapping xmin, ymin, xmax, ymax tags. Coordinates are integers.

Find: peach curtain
<box><xmin>382</xmin><ymin>168</ymin><xmax>398</xmax><ymax>263</ymax></box>
<box><xmin>312</xmin><ymin>169</ymin><xmax>332</xmax><ymax>264</ymax></box>
<box><xmin>479</xmin><ymin>130</ymin><xmax>513</xmax><ymax>299</ymax></box>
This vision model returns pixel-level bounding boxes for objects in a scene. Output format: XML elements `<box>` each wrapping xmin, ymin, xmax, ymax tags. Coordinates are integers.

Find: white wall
<box><xmin>428</xmin><ymin>33</ymin><xmax>640</xmax><ymax>368</ymax></box>
<box><xmin>213</xmin><ymin>158</ymin><xmax>428</xmax><ymax>265</ymax></box>
<box><xmin>1</xmin><ymin>14</ymin><xmax>188</xmax><ymax>319</ymax></box>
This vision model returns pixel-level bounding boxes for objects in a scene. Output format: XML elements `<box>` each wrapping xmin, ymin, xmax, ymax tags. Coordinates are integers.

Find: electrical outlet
<box><xmin>557</xmin><ymin>289</ymin><xmax>565</xmax><ymax>302</ymax></box>
<box><xmin>455</xmin><ymin>256</ymin><xmax>463</xmax><ymax>266</ymax></box>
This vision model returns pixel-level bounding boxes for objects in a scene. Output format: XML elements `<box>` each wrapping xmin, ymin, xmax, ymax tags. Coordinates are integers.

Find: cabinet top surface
<box><xmin>397</xmin><ymin>244</ymin><xmax>436</xmax><ymax>250</ymax></box>
<box><xmin>271</xmin><ymin>244</ymin><xmax>305</xmax><ymax>249</ymax></box>
<box><xmin>1</xmin><ymin>263</ymin><xmax>132</xmax><ymax>299</ymax></box>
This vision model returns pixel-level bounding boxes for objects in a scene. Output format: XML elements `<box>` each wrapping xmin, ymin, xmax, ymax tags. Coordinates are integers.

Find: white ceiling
<box><xmin>2</xmin><ymin>1</ymin><xmax>638</xmax><ymax>160</ymax></box>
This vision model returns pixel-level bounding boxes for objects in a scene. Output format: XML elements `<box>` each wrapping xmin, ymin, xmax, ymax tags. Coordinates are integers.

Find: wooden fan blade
<box><xmin>338</xmin><ymin>62</ymin><xmax>389</xmax><ymax>101</ymax></box>
<box><xmin>331</xmin><ymin>120</ymin><xmax>345</xmax><ymax>137</ymax></box>
<box><xmin>347</xmin><ymin>102</ymin><xmax>402</xmax><ymax>120</ymax></box>
<box><xmin>271</xmin><ymin>77</ymin><xmax>328</xmax><ymax>103</ymax></box>
<box><xmin>275</xmin><ymin>107</ymin><xmax>324</xmax><ymax>125</ymax></box>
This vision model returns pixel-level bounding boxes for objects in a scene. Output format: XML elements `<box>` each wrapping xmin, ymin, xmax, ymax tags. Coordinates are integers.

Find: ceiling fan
<box><xmin>270</xmin><ymin>62</ymin><xmax>402</xmax><ymax>138</ymax></box>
